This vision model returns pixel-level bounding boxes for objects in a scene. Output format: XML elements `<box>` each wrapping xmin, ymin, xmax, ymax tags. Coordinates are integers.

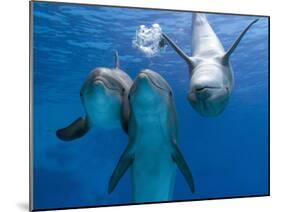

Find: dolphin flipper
<box><xmin>56</xmin><ymin>117</ymin><xmax>90</xmax><ymax>141</ymax></box>
<box><xmin>121</xmin><ymin>95</ymin><xmax>130</xmax><ymax>134</ymax></box>
<box><xmin>171</xmin><ymin>142</ymin><xmax>195</xmax><ymax>193</ymax></box>
<box><xmin>224</xmin><ymin>19</ymin><xmax>259</xmax><ymax>61</ymax></box>
<box><xmin>108</xmin><ymin>145</ymin><xmax>135</xmax><ymax>193</ymax></box>
<box><xmin>162</xmin><ymin>33</ymin><xmax>194</xmax><ymax>68</ymax></box>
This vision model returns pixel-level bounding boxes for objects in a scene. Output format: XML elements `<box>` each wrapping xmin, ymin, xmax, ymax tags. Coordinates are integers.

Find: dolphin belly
<box><xmin>192</xmin><ymin>13</ymin><xmax>225</xmax><ymax>57</ymax></box>
<box><xmin>132</xmin><ymin>139</ymin><xmax>176</xmax><ymax>202</ymax></box>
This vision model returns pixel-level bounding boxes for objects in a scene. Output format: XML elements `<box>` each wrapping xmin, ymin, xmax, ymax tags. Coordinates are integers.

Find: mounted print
<box><xmin>30</xmin><ymin>1</ymin><xmax>269</xmax><ymax>211</ymax></box>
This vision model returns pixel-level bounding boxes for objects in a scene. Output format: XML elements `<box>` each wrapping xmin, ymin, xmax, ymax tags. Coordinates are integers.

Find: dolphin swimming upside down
<box><xmin>162</xmin><ymin>13</ymin><xmax>258</xmax><ymax>116</ymax></box>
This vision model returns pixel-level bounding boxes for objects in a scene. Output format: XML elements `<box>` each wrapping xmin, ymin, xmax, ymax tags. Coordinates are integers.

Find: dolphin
<box><xmin>162</xmin><ymin>13</ymin><xmax>258</xmax><ymax>116</ymax></box>
<box><xmin>108</xmin><ymin>69</ymin><xmax>195</xmax><ymax>203</ymax></box>
<box><xmin>56</xmin><ymin>51</ymin><xmax>133</xmax><ymax>141</ymax></box>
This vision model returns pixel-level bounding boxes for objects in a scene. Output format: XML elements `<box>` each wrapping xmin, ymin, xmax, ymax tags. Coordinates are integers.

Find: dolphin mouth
<box><xmin>194</xmin><ymin>86</ymin><xmax>222</xmax><ymax>93</ymax></box>
<box><xmin>135</xmin><ymin>72</ymin><xmax>170</xmax><ymax>93</ymax></box>
<box><xmin>189</xmin><ymin>86</ymin><xmax>229</xmax><ymax>102</ymax></box>
<box><xmin>188</xmin><ymin>87</ymin><xmax>230</xmax><ymax>117</ymax></box>
<box><xmin>93</xmin><ymin>79</ymin><xmax>106</xmax><ymax>86</ymax></box>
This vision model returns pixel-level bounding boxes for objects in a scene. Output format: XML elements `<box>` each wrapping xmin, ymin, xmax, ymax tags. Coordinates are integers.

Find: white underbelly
<box><xmin>132</xmin><ymin>142</ymin><xmax>176</xmax><ymax>202</ymax></box>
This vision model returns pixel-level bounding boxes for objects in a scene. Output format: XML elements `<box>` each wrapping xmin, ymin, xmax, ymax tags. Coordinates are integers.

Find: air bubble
<box><xmin>132</xmin><ymin>23</ymin><xmax>166</xmax><ymax>57</ymax></box>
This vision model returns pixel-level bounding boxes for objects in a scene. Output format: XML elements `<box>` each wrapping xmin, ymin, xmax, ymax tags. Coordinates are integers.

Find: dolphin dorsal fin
<box><xmin>192</xmin><ymin>13</ymin><xmax>207</xmax><ymax>25</ymax></box>
<box><xmin>223</xmin><ymin>19</ymin><xmax>258</xmax><ymax>62</ymax></box>
<box><xmin>162</xmin><ymin>33</ymin><xmax>195</xmax><ymax>69</ymax></box>
<box><xmin>114</xmin><ymin>50</ymin><xmax>120</xmax><ymax>69</ymax></box>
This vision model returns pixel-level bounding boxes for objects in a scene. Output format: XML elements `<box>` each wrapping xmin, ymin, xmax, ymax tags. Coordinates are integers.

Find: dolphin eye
<box><xmin>169</xmin><ymin>91</ymin><xmax>173</xmax><ymax>96</ymax></box>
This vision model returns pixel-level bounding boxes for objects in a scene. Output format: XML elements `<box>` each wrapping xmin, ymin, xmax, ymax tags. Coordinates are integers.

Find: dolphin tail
<box><xmin>171</xmin><ymin>142</ymin><xmax>195</xmax><ymax>193</ymax></box>
<box><xmin>108</xmin><ymin>144</ymin><xmax>135</xmax><ymax>193</ymax></box>
<box><xmin>56</xmin><ymin>117</ymin><xmax>90</xmax><ymax>141</ymax></box>
<box><xmin>114</xmin><ymin>50</ymin><xmax>120</xmax><ymax>69</ymax></box>
<box><xmin>192</xmin><ymin>12</ymin><xmax>207</xmax><ymax>26</ymax></box>
<box><xmin>161</xmin><ymin>33</ymin><xmax>194</xmax><ymax>69</ymax></box>
<box><xmin>223</xmin><ymin>19</ymin><xmax>259</xmax><ymax>62</ymax></box>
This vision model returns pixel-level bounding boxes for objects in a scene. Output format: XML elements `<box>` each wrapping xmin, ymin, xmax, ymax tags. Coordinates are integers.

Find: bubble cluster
<box><xmin>132</xmin><ymin>23</ymin><xmax>166</xmax><ymax>57</ymax></box>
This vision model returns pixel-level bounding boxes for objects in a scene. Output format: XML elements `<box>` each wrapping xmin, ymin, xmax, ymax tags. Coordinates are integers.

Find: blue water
<box><xmin>32</xmin><ymin>2</ymin><xmax>269</xmax><ymax>210</ymax></box>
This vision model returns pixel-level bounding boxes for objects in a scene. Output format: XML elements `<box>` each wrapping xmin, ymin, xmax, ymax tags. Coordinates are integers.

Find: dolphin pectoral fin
<box><xmin>121</xmin><ymin>96</ymin><xmax>130</xmax><ymax>134</ymax></box>
<box><xmin>121</xmin><ymin>121</ymin><xmax>128</xmax><ymax>134</ymax></box>
<box><xmin>56</xmin><ymin>117</ymin><xmax>90</xmax><ymax>141</ymax></box>
<box><xmin>171</xmin><ymin>142</ymin><xmax>195</xmax><ymax>193</ymax></box>
<box><xmin>121</xmin><ymin>115</ymin><xmax>129</xmax><ymax>135</ymax></box>
<box><xmin>224</xmin><ymin>19</ymin><xmax>259</xmax><ymax>61</ymax></box>
<box><xmin>162</xmin><ymin>33</ymin><xmax>194</xmax><ymax>68</ymax></box>
<box><xmin>108</xmin><ymin>145</ymin><xmax>134</xmax><ymax>193</ymax></box>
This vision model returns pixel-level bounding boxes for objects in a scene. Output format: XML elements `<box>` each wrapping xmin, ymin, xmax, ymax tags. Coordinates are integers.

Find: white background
<box><xmin>0</xmin><ymin>0</ymin><xmax>278</xmax><ymax>211</ymax></box>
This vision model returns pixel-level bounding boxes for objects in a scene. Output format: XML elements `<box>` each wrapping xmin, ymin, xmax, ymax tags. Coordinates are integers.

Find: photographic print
<box><xmin>30</xmin><ymin>1</ymin><xmax>269</xmax><ymax>211</ymax></box>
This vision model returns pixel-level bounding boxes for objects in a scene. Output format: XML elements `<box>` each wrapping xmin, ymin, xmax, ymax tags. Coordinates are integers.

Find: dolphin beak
<box><xmin>192</xmin><ymin>86</ymin><xmax>223</xmax><ymax>100</ymax></box>
<box><xmin>138</xmin><ymin>72</ymin><xmax>149</xmax><ymax>80</ymax></box>
<box><xmin>92</xmin><ymin>80</ymin><xmax>107</xmax><ymax>94</ymax></box>
<box><xmin>131</xmin><ymin>72</ymin><xmax>154</xmax><ymax>97</ymax></box>
<box><xmin>93</xmin><ymin>79</ymin><xmax>105</xmax><ymax>86</ymax></box>
<box><xmin>136</xmin><ymin>73</ymin><xmax>152</xmax><ymax>87</ymax></box>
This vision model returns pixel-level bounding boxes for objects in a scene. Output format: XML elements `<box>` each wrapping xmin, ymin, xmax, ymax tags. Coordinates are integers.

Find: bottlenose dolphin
<box><xmin>56</xmin><ymin>51</ymin><xmax>133</xmax><ymax>141</ymax></box>
<box><xmin>108</xmin><ymin>69</ymin><xmax>195</xmax><ymax>203</ymax></box>
<box><xmin>162</xmin><ymin>13</ymin><xmax>258</xmax><ymax>116</ymax></box>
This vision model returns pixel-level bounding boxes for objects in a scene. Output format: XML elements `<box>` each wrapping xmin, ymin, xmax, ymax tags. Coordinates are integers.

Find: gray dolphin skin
<box><xmin>56</xmin><ymin>51</ymin><xmax>133</xmax><ymax>141</ymax></box>
<box><xmin>162</xmin><ymin>13</ymin><xmax>258</xmax><ymax>116</ymax></box>
<box><xmin>108</xmin><ymin>69</ymin><xmax>195</xmax><ymax>203</ymax></box>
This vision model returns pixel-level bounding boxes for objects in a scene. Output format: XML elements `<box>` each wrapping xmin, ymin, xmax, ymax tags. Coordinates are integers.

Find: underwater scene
<box><xmin>32</xmin><ymin>1</ymin><xmax>269</xmax><ymax>210</ymax></box>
